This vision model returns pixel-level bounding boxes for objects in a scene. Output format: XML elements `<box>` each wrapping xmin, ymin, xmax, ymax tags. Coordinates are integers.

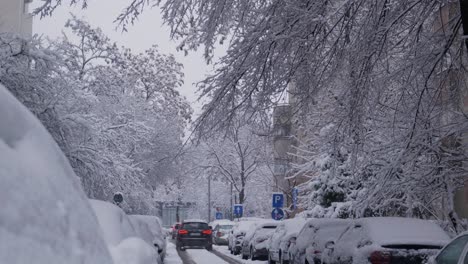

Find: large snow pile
<box><xmin>0</xmin><ymin>85</ymin><xmax>113</xmax><ymax>264</ymax></box>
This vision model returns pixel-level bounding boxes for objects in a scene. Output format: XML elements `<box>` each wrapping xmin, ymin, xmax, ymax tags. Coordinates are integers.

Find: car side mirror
<box><xmin>209</xmin><ymin>226</ymin><xmax>213</xmax><ymax>230</ymax></box>
<box><xmin>325</xmin><ymin>241</ymin><xmax>335</xmax><ymax>249</ymax></box>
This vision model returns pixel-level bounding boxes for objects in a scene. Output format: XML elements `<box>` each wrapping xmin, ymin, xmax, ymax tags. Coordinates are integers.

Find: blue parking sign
<box><xmin>272</xmin><ymin>193</ymin><xmax>284</xmax><ymax>208</ymax></box>
<box><xmin>233</xmin><ymin>204</ymin><xmax>243</xmax><ymax>218</ymax></box>
<box><xmin>215</xmin><ymin>212</ymin><xmax>223</xmax><ymax>220</ymax></box>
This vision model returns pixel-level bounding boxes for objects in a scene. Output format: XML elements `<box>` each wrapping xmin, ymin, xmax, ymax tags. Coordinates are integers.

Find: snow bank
<box><xmin>0</xmin><ymin>85</ymin><xmax>113</xmax><ymax>264</ymax></box>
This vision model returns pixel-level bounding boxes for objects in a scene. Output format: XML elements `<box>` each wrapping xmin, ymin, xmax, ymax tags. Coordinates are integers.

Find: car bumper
<box><xmin>253</xmin><ymin>247</ymin><xmax>268</xmax><ymax>257</ymax></box>
<box><xmin>178</xmin><ymin>238</ymin><xmax>211</xmax><ymax>247</ymax></box>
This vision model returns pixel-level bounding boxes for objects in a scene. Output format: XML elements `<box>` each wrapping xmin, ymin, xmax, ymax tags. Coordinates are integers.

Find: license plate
<box><xmin>190</xmin><ymin>233</ymin><xmax>200</xmax><ymax>236</ymax></box>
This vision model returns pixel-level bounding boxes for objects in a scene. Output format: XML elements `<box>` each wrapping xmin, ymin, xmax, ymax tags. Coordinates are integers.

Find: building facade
<box><xmin>0</xmin><ymin>0</ymin><xmax>33</xmax><ymax>37</ymax></box>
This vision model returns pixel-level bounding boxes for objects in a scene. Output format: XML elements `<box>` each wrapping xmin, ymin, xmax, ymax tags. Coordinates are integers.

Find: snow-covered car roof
<box><xmin>356</xmin><ymin>217</ymin><xmax>450</xmax><ymax>247</ymax></box>
<box><xmin>277</xmin><ymin>218</ymin><xmax>308</xmax><ymax>240</ymax></box>
<box><xmin>210</xmin><ymin>219</ymin><xmax>235</xmax><ymax>226</ymax></box>
<box><xmin>0</xmin><ymin>85</ymin><xmax>113</xmax><ymax>264</ymax></box>
<box><xmin>183</xmin><ymin>219</ymin><xmax>208</xmax><ymax>223</ymax></box>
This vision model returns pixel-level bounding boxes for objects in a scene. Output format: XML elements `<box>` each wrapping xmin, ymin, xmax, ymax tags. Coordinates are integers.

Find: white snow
<box><xmin>187</xmin><ymin>249</ymin><xmax>229</xmax><ymax>263</ymax></box>
<box><xmin>0</xmin><ymin>84</ymin><xmax>113</xmax><ymax>264</ymax></box>
<box><xmin>110</xmin><ymin>237</ymin><xmax>159</xmax><ymax>264</ymax></box>
<box><xmin>89</xmin><ymin>199</ymin><xmax>136</xmax><ymax>246</ymax></box>
<box><xmin>214</xmin><ymin>245</ymin><xmax>267</xmax><ymax>264</ymax></box>
<box><xmin>360</xmin><ymin>217</ymin><xmax>450</xmax><ymax>247</ymax></box>
<box><xmin>89</xmin><ymin>199</ymin><xmax>160</xmax><ymax>264</ymax></box>
<box><xmin>130</xmin><ymin>215</ymin><xmax>166</xmax><ymax>259</ymax></box>
<box><xmin>164</xmin><ymin>242</ymin><xmax>183</xmax><ymax>264</ymax></box>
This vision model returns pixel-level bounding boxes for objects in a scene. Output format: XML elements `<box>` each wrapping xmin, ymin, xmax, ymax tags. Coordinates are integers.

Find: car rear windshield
<box><xmin>183</xmin><ymin>222</ymin><xmax>209</xmax><ymax>230</ymax></box>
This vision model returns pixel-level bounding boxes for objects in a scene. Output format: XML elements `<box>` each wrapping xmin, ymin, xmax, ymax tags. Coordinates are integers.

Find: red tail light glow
<box><xmin>202</xmin><ymin>229</ymin><xmax>212</xmax><ymax>235</ymax></box>
<box><xmin>370</xmin><ymin>251</ymin><xmax>391</xmax><ymax>264</ymax></box>
<box><xmin>178</xmin><ymin>229</ymin><xmax>189</xmax><ymax>235</ymax></box>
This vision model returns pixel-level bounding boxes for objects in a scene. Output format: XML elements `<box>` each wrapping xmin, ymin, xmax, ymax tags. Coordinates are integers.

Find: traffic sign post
<box><xmin>271</xmin><ymin>208</ymin><xmax>285</xmax><ymax>220</ymax></box>
<box><xmin>272</xmin><ymin>193</ymin><xmax>284</xmax><ymax>208</ymax></box>
<box><xmin>233</xmin><ymin>204</ymin><xmax>243</xmax><ymax>218</ymax></box>
<box><xmin>215</xmin><ymin>212</ymin><xmax>223</xmax><ymax>220</ymax></box>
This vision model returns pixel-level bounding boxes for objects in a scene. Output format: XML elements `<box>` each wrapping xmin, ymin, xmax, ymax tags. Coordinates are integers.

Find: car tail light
<box><xmin>217</xmin><ymin>232</ymin><xmax>224</xmax><ymax>237</ymax></box>
<box><xmin>370</xmin><ymin>251</ymin><xmax>391</xmax><ymax>264</ymax></box>
<box><xmin>314</xmin><ymin>250</ymin><xmax>321</xmax><ymax>254</ymax></box>
<box><xmin>202</xmin><ymin>229</ymin><xmax>212</xmax><ymax>235</ymax></box>
<box><xmin>178</xmin><ymin>229</ymin><xmax>189</xmax><ymax>235</ymax></box>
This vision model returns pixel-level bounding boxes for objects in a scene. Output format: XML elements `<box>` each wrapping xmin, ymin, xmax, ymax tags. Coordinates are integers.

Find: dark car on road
<box><xmin>176</xmin><ymin>220</ymin><xmax>213</xmax><ymax>251</ymax></box>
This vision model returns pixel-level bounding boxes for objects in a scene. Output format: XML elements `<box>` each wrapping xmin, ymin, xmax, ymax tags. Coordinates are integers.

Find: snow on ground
<box><xmin>164</xmin><ymin>242</ymin><xmax>183</xmax><ymax>264</ymax></box>
<box><xmin>187</xmin><ymin>249</ymin><xmax>229</xmax><ymax>263</ymax></box>
<box><xmin>214</xmin><ymin>246</ymin><xmax>267</xmax><ymax>264</ymax></box>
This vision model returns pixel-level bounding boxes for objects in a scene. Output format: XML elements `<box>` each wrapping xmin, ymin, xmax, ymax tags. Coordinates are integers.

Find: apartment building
<box><xmin>0</xmin><ymin>0</ymin><xmax>33</xmax><ymax>37</ymax></box>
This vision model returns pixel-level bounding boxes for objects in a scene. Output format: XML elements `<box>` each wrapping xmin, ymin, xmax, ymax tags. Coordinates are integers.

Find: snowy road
<box><xmin>164</xmin><ymin>239</ymin><xmax>267</xmax><ymax>264</ymax></box>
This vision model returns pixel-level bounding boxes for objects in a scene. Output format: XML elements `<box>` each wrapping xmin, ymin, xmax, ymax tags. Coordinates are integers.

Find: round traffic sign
<box><xmin>271</xmin><ymin>208</ymin><xmax>285</xmax><ymax>220</ymax></box>
<box><xmin>113</xmin><ymin>192</ymin><xmax>124</xmax><ymax>204</ymax></box>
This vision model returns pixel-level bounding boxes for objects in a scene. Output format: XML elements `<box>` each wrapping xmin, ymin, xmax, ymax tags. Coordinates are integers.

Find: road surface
<box><xmin>164</xmin><ymin>240</ymin><xmax>267</xmax><ymax>264</ymax></box>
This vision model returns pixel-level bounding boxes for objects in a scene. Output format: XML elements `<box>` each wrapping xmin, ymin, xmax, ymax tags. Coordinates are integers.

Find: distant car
<box><xmin>89</xmin><ymin>199</ymin><xmax>161</xmax><ymax>264</ymax></box>
<box><xmin>229</xmin><ymin>219</ymin><xmax>263</xmax><ymax>255</ymax></box>
<box><xmin>0</xmin><ymin>84</ymin><xmax>114</xmax><ymax>264</ymax></box>
<box><xmin>129</xmin><ymin>215</ymin><xmax>167</xmax><ymax>261</ymax></box>
<box><xmin>176</xmin><ymin>219</ymin><xmax>213</xmax><ymax>251</ymax></box>
<box><xmin>172</xmin><ymin>222</ymin><xmax>181</xmax><ymax>239</ymax></box>
<box><xmin>211</xmin><ymin>220</ymin><xmax>235</xmax><ymax>245</ymax></box>
<box><xmin>267</xmin><ymin>218</ymin><xmax>307</xmax><ymax>264</ymax></box>
<box><xmin>324</xmin><ymin>217</ymin><xmax>450</xmax><ymax>264</ymax></box>
<box><xmin>288</xmin><ymin>218</ymin><xmax>350</xmax><ymax>264</ymax></box>
<box><xmin>431</xmin><ymin>231</ymin><xmax>468</xmax><ymax>264</ymax></box>
<box><xmin>242</xmin><ymin>221</ymin><xmax>279</xmax><ymax>260</ymax></box>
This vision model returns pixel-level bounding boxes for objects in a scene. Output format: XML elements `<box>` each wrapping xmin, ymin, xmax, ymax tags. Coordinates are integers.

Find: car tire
<box><xmin>242</xmin><ymin>252</ymin><xmax>248</xmax><ymax>260</ymax></box>
<box><xmin>268</xmin><ymin>251</ymin><xmax>275</xmax><ymax>264</ymax></box>
<box><xmin>250</xmin><ymin>247</ymin><xmax>257</xmax><ymax>261</ymax></box>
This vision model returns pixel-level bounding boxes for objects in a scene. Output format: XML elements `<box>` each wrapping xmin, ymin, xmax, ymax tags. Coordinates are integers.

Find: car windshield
<box><xmin>219</xmin><ymin>225</ymin><xmax>233</xmax><ymax>230</ymax></box>
<box><xmin>183</xmin><ymin>222</ymin><xmax>209</xmax><ymax>230</ymax></box>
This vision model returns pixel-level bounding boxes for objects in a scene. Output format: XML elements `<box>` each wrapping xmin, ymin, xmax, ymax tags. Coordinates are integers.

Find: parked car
<box><xmin>172</xmin><ymin>222</ymin><xmax>181</xmax><ymax>239</ymax></box>
<box><xmin>431</xmin><ymin>231</ymin><xmax>468</xmax><ymax>264</ymax></box>
<box><xmin>89</xmin><ymin>199</ymin><xmax>162</xmax><ymax>264</ymax></box>
<box><xmin>267</xmin><ymin>218</ymin><xmax>308</xmax><ymax>264</ymax></box>
<box><xmin>176</xmin><ymin>219</ymin><xmax>213</xmax><ymax>251</ymax></box>
<box><xmin>130</xmin><ymin>215</ymin><xmax>167</xmax><ymax>261</ymax></box>
<box><xmin>211</xmin><ymin>220</ymin><xmax>235</xmax><ymax>245</ymax></box>
<box><xmin>289</xmin><ymin>218</ymin><xmax>350</xmax><ymax>264</ymax></box>
<box><xmin>229</xmin><ymin>219</ymin><xmax>263</xmax><ymax>255</ymax></box>
<box><xmin>0</xmin><ymin>85</ymin><xmax>114</xmax><ymax>264</ymax></box>
<box><xmin>242</xmin><ymin>221</ymin><xmax>279</xmax><ymax>260</ymax></box>
<box><xmin>324</xmin><ymin>217</ymin><xmax>450</xmax><ymax>264</ymax></box>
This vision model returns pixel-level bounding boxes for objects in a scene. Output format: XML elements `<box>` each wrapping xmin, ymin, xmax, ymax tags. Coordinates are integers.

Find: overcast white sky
<box><xmin>33</xmin><ymin>0</ymin><xmax>224</xmax><ymax>116</ymax></box>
